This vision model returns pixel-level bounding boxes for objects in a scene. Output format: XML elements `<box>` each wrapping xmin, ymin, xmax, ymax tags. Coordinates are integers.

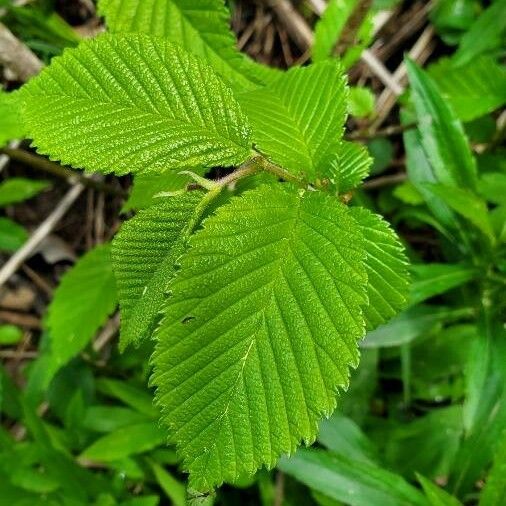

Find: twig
<box><xmin>2</xmin><ymin>147</ymin><xmax>127</xmax><ymax>198</ymax></box>
<box><xmin>346</xmin><ymin>122</ymin><xmax>416</xmax><ymax>140</ymax></box>
<box><xmin>373</xmin><ymin>25</ymin><xmax>435</xmax><ymax>129</ymax></box>
<box><xmin>93</xmin><ymin>313</ymin><xmax>120</xmax><ymax>352</ymax></box>
<box><xmin>0</xmin><ymin>309</ymin><xmax>41</xmax><ymax>329</ymax></box>
<box><xmin>0</xmin><ymin>22</ymin><xmax>42</xmax><ymax>80</ymax></box>
<box><xmin>0</xmin><ymin>184</ymin><xmax>84</xmax><ymax>288</ymax></box>
<box><xmin>334</xmin><ymin>0</ymin><xmax>373</xmax><ymax>56</ymax></box>
<box><xmin>262</xmin><ymin>0</ymin><xmax>403</xmax><ymax>95</ymax></box>
<box><xmin>363</xmin><ymin>172</ymin><xmax>406</xmax><ymax>189</ymax></box>
<box><xmin>274</xmin><ymin>471</ymin><xmax>285</xmax><ymax>506</ymax></box>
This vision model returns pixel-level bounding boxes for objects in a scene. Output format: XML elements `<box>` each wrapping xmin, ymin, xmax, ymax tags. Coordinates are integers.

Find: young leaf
<box><xmin>0</xmin><ymin>178</ymin><xmax>50</xmax><ymax>207</ymax></box>
<box><xmin>47</xmin><ymin>244</ymin><xmax>118</xmax><ymax>366</ymax></box>
<box><xmin>0</xmin><ymin>217</ymin><xmax>28</xmax><ymax>252</ymax></box>
<box><xmin>332</xmin><ymin>141</ymin><xmax>372</xmax><ymax>192</ymax></box>
<box><xmin>313</xmin><ymin>0</ymin><xmax>358</xmax><ymax>62</ymax></box>
<box><xmin>22</xmin><ymin>33</ymin><xmax>252</xmax><ymax>175</ymax></box>
<box><xmin>348</xmin><ymin>86</ymin><xmax>375</xmax><ymax>118</ymax></box>
<box><xmin>239</xmin><ymin>62</ymin><xmax>348</xmax><ymax>182</ymax></box>
<box><xmin>153</xmin><ymin>185</ymin><xmax>368</xmax><ymax>491</ymax></box>
<box><xmin>279</xmin><ymin>448</ymin><xmax>428</xmax><ymax>506</ymax></box>
<box><xmin>112</xmin><ymin>191</ymin><xmax>204</xmax><ymax>350</ymax></box>
<box><xmin>429</xmin><ymin>57</ymin><xmax>506</xmax><ymax>122</ymax></box>
<box><xmin>97</xmin><ymin>0</ymin><xmax>269</xmax><ymax>89</ymax></box>
<box><xmin>406</xmin><ymin>59</ymin><xmax>477</xmax><ymax>190</ymax></box>
<box><xmin>0</xmin><ymin>91</ymin><xmax>25</xmax><ymax>148</ymax></box>
<box><xmin>350</xmin><ymin>207</ymin><xmax>409</xmax><ymax>331</ymax></box>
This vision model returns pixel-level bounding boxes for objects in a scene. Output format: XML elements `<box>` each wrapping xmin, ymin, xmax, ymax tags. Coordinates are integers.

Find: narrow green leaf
<box><xmin>0</xmin><ymin>178</ymin><xmax>50</xmax><ymax>207</ymax></box>
<box><xmin>112</xmin><ymin>191</ymin><xmax>203</xmax><ymax>350</ymax></box>
<box><xmin>80</xmin><ymin>422</ymin><xmax>165</xmax><ymax>462</ymax></box>
<box><xmin>406</xmin><ymin>59</ymin><xmax>477</xmax><ymax>190</ymax></box>
<box><xmin>401</xmin><ymin>110</ymin><xmax>457</xmax><ymax>231</ymax></box>
<box><xmin>97</xmin><ymin>0</ymin><xmax>273</xmax><ymax>89</ymax></box>
<box><xmin>417</xmin><ymin>474</ymin><xmax>462</xmax><ymax>506</ymax></box>
<box><xmin>279</xmin><ymin>449</ymin><xmax>428</xmax><ymax>506</ymax></box>
<box><xmin>153</xmin><ymin>185</ymin><xmax>368</xmax><ymax>491</ymax></box>
<box><xmin>362</xmin><ymin>305</ymin><xmax>473</xmax><ymax>348</ymax></box>
<box><xmin>453</xmin><ymin>1</ymin><xmax>506</xmax><ymax>66</ymax></box>
<box><xmin>480</xmin><ymin>431</ymin><xmax>506</xmax><ymax>506</ymax></box>
<box><xmin>22</xmin><ymin>33</ymin><xmax>252</xmax><ymax>175</ymax></box>
<box><xmin>477</xmin><ymin>172</ymin><xmax>506</xmax><ymax>206</ymax></box>
<box><xmin>409</xmin><ymin>263</ymin><xmax>476</xmax><ymax>306</ymax></box>
<box><xmin>318</xmin><ymin>414</ymin><xmax>378</xmax><ymax>465</ymax></box>
<box><xmin>95</xmin><ymin>378</ymin><xmax>158</xmax><ymax>419</ymax></box>
<box><xmin>350</xmin><ymin>207</ymin><xmax>409</xmax><ymax>331</ymax></box>
<box><xmin>425</xmin><ymin>184</ymin><xmax>494</xmax><ymax>242</ymax></box>
<box><xmin>429</xmin><ymin>56</ymin><xmax>506</xmax><ymax>122</ymax></box>
<box><xmin>83</xmin><ymin>406</ymin><xmax>151</xmax><ymax>433</ymax></box>
<box><xmin>148</xmin><ymin>460</ymin><xmax>187</xmax><ymax>506</ymax></box>
<box><xmin>0</xmin><ymin>217</ymin><xmax>28</xmax><ymax>252</ymax></box>
<box><xmin>46</xmin><ymin>244</ymin><xmax>118</xmax><ymax>366</ymax></box>
<box><xmin>239</xmin><ymin>62</ymin><xmax>348</xmax><ymax>181</ymax></box>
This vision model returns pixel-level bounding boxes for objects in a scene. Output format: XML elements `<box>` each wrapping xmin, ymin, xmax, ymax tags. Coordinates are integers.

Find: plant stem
<box><xmin>346</xmin><ymin>122</ymin><xmax>417</xmax><ymax>141</ymax></box>
<box><xmin>2</xmin><ymin>147</ymin><xmax>128</xmax><ymax>198</ymax></box>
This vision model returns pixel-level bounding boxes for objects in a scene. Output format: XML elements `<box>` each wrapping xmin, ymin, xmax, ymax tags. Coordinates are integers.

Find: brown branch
<box><xmin>346</xmin><ymin>122</ymin><xmax>417</xmax><ymax>141</ymax></box>
<box><xmin>2</xmin><ymin>147</ymin><xmax>128</xmax><ymax>198</ymax></box>
<box><xmin>334</xmin><ymin>0</ymin><xmax>373</xmax><ymax>56</ymax></box>
<box><xmin>0</xmin><ymin>22</ymin><xmax>42</xmax><ymax>80</ymax></box>
<box><xmin>363</xmin><ymin>172</ymin><xmax>406</xmax><ymax>189</ymax></box>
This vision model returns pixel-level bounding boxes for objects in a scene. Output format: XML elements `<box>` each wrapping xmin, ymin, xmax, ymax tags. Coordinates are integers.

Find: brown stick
<box><xmin>0</xmin><ymin>23</ymin><xmax>42</xmax><ymax>80</ymax></box>
<box><xmin>2</xmin><ymin>147</ymin><xmax>127</xmax><ymax>198</ymax></box>
<box><xmin>334</xmin><ymin>0</ymin><xmax>373</xmax><ymax>56</ymax></box>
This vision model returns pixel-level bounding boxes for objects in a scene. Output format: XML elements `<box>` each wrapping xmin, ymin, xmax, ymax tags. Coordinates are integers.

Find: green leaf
<box><xmin>0</xmin><ymin>325</ymin><xmax>23</xmax><ymax>345</ymax></box>
<box><xmin>97</xmin><ymin>0</ymin><xmax>269</xmax><ymax>89</ymax></box>
<box><xmin>46</xmin><ymin>244</ymin><xmax>118</xmax><ymax>366</ymax></box>
<box><xmin>123</xmin><ymin>172</ymin><xmax>196</xmax><ymax>211</ymax></box>
<box><xmin>332</xmin><ymin>141</ymin><xmax>372</xmax><ymax>192</ymax></box>
<box><xmin>0</xmin><ymin>91</ymin><xmax>25</xmax><ymax>147</ymax></box>
<box><xmin>312</xmin><ymin>0</ymin><xmax>358</xmax><ymax>62</ymax></box>
<box><xmin>401</xmin><ymin>110</ymin><xmax>457</xmax><ymax>230</ymax></box>
<box><xmin>153</xmin><ymin>185</ymin><xmax>368</xmax><ymax>491</ymax></box>
<box><xmin>406</xmin><ymin>59</ymin><xmax>477</xmax><ymax>190</ymax></box>
<box><xmin>417</xmin><ymin>475</ymin><xmax>462</xmax><ymax>506</ymax></box>
<box><xmin>348</xmin><ymin>86</ymin><xmax>375</xmax><ymax>118</ymax></box>
<box><xmin>478</xmin><ymin>172</ymin><xmax>506</xmax><ymax>206</ymax></box>
<box><xmin>112</xmin><ymin>191</ymin><xmax>203</xmax><ymax>350</ymax></box>
<box><xmin>239</xmin><ymin>62</ymin><xmax>348</xmax><ymax>182</ymax></box>
<box><xmin>0</xmin><ymin>178</ymin><xmax>50</xmax><ymax>207</ymax></box>
<box><xmin>453</xmin><ymin>1</ymin><xmax>506</xmax><ymax>66</ymax></box>
<box><xmin>22</xmin><ymin>33</ymin><xmax>252</xmax><ymax>176</ymax></box>
<box><xmin>0</xmin><ymin>217</ymin><xmax>28</xmax><ymax>252</ymax></box>
<box><xmin>148</xmin><ymin>460</ymin><xmax>187</xmax><ymax>506</ymax></box>
<box><xmin>350</xmin><ymin>207</ymin><xmax>409</xmax><ymax>331</ymax></box>
<box><xmin>480</xmin><ymin>431</ymin><xmax>506</xmax><ymax>506</ymax></box>
<box><xmin>409</xmin><ymin>263</ymin><xmax>477</xmax><ymax>306</ymax></box>
<box><xmin>318</xmin><ymin>414</ymin><xmax>378</xmax><ymax>465</ymax></box>
<box><xmin>279</xmin><ymin>448</ymin><xmax>428</xmax><ymax>506</ymax></box>
<box><xmin>80</xmin><ymin>422</ymin><xmax>165</xmax><ymax>462</ymax></box>
<box><xmin>83</xmin><ymin>406</ymin><xmax>151</xmax><ymax>433</ymax></box>
<box><xmin>425</xmin><ymin>184</ymin><xmax>495</xmax><ymax>242</ymax></box>
<box><xmin>429</xmin><ymin>56</ymin><xmax>506</xmax><ymax>122</ymax></box>
<box><xmin>362</xmin><ymin>305</ymin><xmax>473</xmax><ymax>349</ymax></box>
<box><xmin>95</xmin><ymin>378</ymin><xmax>158</xmax><ymax>419</ymax></box>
